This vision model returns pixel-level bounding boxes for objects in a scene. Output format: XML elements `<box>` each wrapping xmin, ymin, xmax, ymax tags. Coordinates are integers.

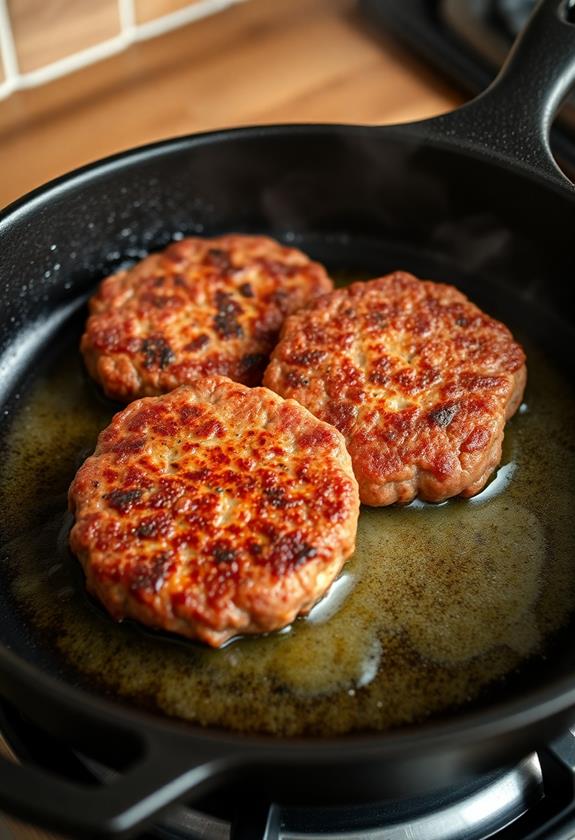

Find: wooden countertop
<box><xmin>0</xmin><ymin>0</ymin><xmax>460</xmax><ymax>836</ymax></box>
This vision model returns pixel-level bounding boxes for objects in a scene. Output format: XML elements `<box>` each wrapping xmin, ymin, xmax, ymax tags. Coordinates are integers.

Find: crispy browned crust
<box><xmin>264</xmin><ymin>272</ymin><xmax>527</xmax><ymax>505</ymax></box>
<box><xmin>68</xmin><ymin>377</ymin><xmax>359</xmax><ymax>646</ymax></box>
<box><xmin>81</xmin><ymin>235</ymin><xmax>332</xmax><ymax>402</ymax></box>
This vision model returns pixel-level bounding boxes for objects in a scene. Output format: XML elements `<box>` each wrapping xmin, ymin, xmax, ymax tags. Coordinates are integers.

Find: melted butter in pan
<box><xmin>1</xmin><ymin>340</ymin><xmax>575</xmax><ymax>736</ymax></box>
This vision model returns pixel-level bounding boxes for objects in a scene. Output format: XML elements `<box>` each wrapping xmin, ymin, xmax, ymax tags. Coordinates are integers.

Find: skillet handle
<box><xmin>403</xmin><ymin>0</ymin><xmax>575</xmax><ymax>184</ymax></box>
<box><xmin>0</xmin><ymin>730</ymin><xmax>230</xmax><ymax>839</ymax></box>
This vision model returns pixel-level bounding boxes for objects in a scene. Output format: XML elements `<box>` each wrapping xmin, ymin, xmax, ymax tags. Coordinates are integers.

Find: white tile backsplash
<box><xmin>0</xmin><ymin>0</ymin><xmax>248</xmax><ymax>100</ymax></box>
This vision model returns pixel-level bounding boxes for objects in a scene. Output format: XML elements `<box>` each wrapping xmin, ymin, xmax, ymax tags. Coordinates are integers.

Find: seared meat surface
<box><xmin>81</xmin><ymin>235</ymin><xmax>332</xmax><ymax>402</ymax></box>
<box><xmin>264</xmin><ymin>272</ymin><xmax>526</xmax><ymax>505</ymax></box>
<box><xmin>69</xmin><ymin>377</ymin><xmax>359</xmax><ymax>647</ymax></box>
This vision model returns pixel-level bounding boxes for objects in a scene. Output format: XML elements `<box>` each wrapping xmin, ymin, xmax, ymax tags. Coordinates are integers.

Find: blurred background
<box><xmin>0</xmin><ymin>0</ymin><xmax>573</xmax><ymax>207</ymax></box>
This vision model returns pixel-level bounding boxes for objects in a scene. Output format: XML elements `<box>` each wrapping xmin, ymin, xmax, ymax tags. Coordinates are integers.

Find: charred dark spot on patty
<box><xmin>184</xmin><ymin>334</ymin><xmax>210</xmax><ymax>352</ymax></box>
<box><xmin>150</xmin><ymin>296</ymin><xmax>169</xmax><ymax>308</ymax></box>
<box><xmin>294</xmin><ymin>542</ymin><xmax>317</xmax><ymax>563</ymax></box>
<box><xmin>268</xmin><ymin>535</ymin><xmax>318</xmax><ymax>574</ymax></box>
<box><xmin>428</xmin><ymin>404</ymin><xmax>459</xmax><ymax>428</ymax></box>
<box><xmin>139</xmin><ymin>293</ymin><xmax>178</xmax><ymax>309</ymax></box>
<box><xmin>141</xmin><ymin>337</ymin><xmax>175</xmax><ymax>369</ymax></box>
<box><xmin>206</xmin><ymin>248</ymin><xmax>232</xmax><ymax>271</ymax></box>
<box><xmin>367</xmin><ymin>310</ymin><xmax>387</xmax><ymax>327</ymax></box>
<box><xmin>136</xmin><ymin>520</ymin><xmax>160</xmax><ymax>538</ymax></box>
<box><xmin>213</xmin><ymin>545</ymin><xmax>238</xmax><ymax>564</ymax></box>
<box><xmin>105</xmin><ymin>488</ymin><xmax>143</xmax><ymax>512</ymax></box>
<box><xmin>213</xmin><ymin>290</ymin><xmax>244</xmax><ymax>339</ymax></box>
<box><xmin>239</xmin><ymin>282</ymin><xmax>254</xmax><ymax>298</ymax></box>
<box><xmin>269</xmin><ymin>289</ymin><xmax>289</xmax><ymax>310</ymax></box>
<box><xmin>264</xmin><ymin>486</ymin><xmax>288</xmax><ymax>508</ymax></box>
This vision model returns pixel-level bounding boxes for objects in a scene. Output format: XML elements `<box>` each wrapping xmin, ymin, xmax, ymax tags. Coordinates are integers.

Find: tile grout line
<box><xmin>0</xmin><ymin>0</ymin><xmax>20</xmax><ymax>99</ymax></box>
<box><xmin>133</xmin><ymin>0</ymin><xmax>248</xmax><ymax>42</ymax></box>
<box><xmin>118</xmin><ymin>0</ymin><xmax>136</xmax><ymax>33</ymax></box>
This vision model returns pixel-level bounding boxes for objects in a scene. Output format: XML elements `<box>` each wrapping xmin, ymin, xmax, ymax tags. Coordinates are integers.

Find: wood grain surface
<box><xmin>0</xmin><ymin>0</ymin><xmax>459</xmax><ymax>836</ymax></box>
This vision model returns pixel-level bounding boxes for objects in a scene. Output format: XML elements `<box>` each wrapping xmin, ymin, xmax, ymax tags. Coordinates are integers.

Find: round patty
<box><xmin>68</xmin><ymin>376</ymin><xmax>359</xmax><ymax>647</ymax></box>
<box><xmin>81</xmin><ymin>235</ymin><xmax>332</xmax><ymax>402</ymax></box>
<box><xmin>264</xmin><ymin>272</ymin><xmax>527</xmax><ymax>506</ymax></box>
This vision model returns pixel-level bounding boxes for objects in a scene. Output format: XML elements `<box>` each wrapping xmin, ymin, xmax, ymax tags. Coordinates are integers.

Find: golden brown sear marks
<box><xmin>68</xmin><ymin>377</ymin><xmax>359</xmax><ymax>647</ymax></box>
<box><xmin>81</xmin><ymin>235</ymin><xmax>332</xmax><ymax>402</ymax></box>
<box><xmin>264</xmin><ymin>272</ymin><xmax>526</xmax><ymax>505</ymax></box>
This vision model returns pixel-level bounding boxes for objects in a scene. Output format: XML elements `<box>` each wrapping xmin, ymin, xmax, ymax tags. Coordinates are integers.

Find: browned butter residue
<box><xmin>1</xmin><ymin>337</ymin><xmax>575</xmax><ymax>736</ymax></box>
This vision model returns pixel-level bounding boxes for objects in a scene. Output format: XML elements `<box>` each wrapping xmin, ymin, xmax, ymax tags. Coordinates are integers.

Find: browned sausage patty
<box><xmin>81</xmin><ymin>235</ymin><xmax>332</xmax><ymax>402</ymax></box>
<box><xmin>264</xmin><ymin>272</ymin><xmax>527</xmax><ymax>506</ymax></box>
<box><xmin>68</xmin><ymin>377</ymin><xmax>359</xmax><ymax>647</ymax></box>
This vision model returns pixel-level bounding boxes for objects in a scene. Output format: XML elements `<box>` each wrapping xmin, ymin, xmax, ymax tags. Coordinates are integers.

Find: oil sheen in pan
<box><xmin>1</xmin><ymin>325</ymin><xmax>575</xmax><ymax>736</ymax></box>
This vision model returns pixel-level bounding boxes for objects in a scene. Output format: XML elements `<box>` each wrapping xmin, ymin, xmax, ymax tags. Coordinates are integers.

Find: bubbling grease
<box><xmin>1</xmin><ymin>337</ymin><xmax>575</xmax><ymax>736</ymax></box>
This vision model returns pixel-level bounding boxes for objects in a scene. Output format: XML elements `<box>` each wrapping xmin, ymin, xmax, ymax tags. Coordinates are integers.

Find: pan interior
<box><xmin>0</xmin><ymin>235</ymin><xmax>574</xmax><ymax>738</ymax></box>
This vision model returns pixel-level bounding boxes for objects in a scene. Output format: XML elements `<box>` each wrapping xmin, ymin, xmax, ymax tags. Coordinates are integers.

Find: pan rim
<box><xmin>1</xmin><ymin>120</ymin><xmax>573</xmax><ymax>227</ymax></box>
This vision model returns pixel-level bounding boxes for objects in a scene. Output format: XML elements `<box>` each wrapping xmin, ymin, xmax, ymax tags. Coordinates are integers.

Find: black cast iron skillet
<box><xmin>1</xmin><ymin>0</ymin><xmax>575</xmax><ymax>837</ymax></box>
